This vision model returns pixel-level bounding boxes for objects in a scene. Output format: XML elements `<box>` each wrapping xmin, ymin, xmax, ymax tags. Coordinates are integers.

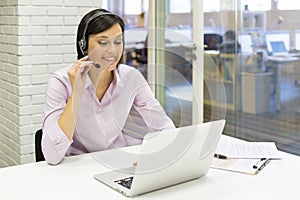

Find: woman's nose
<box><xmin>106</xmin><ymin>42</ymin><xmax>116</xmax><ymax>52</ymax></box>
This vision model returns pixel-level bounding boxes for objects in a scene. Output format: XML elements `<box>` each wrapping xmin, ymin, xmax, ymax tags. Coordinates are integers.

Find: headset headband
<box><xmin>79</xmin><ymin>12</ymin><xmax>117</xmax><ymax>55</ymax></box>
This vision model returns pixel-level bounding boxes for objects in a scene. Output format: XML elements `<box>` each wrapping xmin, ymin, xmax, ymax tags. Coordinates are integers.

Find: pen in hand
<box><xmin>214</xmin><ymin>154</ymin><xmax>229</xmax><ymax>160</ymax></box>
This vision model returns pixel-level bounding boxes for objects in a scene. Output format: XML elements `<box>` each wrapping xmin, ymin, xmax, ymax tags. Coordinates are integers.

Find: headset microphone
<box><xmin>87</xmin><ymin>57</ymin><xmax>101</xmax><ymax>68</ymax></box>
<box><xmin>93</xmin><ymin>63</ymin><xmax>101</xmax><ymax>68</ymax></box>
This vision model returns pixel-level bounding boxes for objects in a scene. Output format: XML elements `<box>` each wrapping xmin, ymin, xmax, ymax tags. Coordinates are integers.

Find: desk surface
<box><xmin>1</xmin><ymin>135</ymin><xmax>300</xmax><ymax>200</ymax></box>
<box><xmin>267</xmin><ymin>55</ymin><xmax>300</xmax><ymax>63</ymax></box>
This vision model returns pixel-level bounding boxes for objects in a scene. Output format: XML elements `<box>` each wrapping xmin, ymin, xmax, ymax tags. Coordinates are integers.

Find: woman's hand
<box><xmin>58</xmin><ymin>56</ymin><xmax>93</xmax><ymax>141</ymax></box>
<box><xmin>67</xmin><ymin>56</ymin><xmax>93</xmax><ymax>97</ymax></box>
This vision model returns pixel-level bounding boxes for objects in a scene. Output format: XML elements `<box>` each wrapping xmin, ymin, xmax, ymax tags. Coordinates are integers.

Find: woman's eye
<box><xmin>97</xmin><ymin>39</ymin><xmax>123</xmax><ymax>46</ymax></box>
<box><xmin>98</xmin><ymin>41</ymin><xmax>107</xmax><ymax>45</ymax></box>
<box><xmin>114</xmin><ymin>40</ymin><xmax>123</xmax><ymax>45</ymax></box>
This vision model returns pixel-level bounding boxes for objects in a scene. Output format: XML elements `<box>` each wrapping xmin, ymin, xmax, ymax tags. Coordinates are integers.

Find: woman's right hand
<box><xmin>67</xmin><ymin>56</ymin><xmax>93</xmax><ymax>97</ymax></box>
<box><xmin>58</xmin><ymin>56</ymin><xmax>93</xmax><ymax>141</ymax></box>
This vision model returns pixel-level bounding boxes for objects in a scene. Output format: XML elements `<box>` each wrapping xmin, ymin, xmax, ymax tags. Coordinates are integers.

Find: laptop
<box><xmin>93</xmin><ymin>119</ymin><xmax>226</xmax><ymax>197</ymax></box>
<box><xmin>270</xmin><ymin>41</ymin><xmax>290</xmax><ymax>57</ymax></box>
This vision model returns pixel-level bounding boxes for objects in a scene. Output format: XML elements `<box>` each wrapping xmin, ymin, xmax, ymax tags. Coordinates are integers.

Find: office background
<box><xmin>0</xmin><ymin>0</ymin><xmax>300</xmax><ymax>168</ymax></box>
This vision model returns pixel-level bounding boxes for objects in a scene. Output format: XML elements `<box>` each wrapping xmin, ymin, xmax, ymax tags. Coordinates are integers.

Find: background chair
<box><xmin>204</xmin><ymin>33</ymin><xmax>223</xmax><ymax>50</ymax></box>
<box><xmin>35</xmin><ymin>129</ymin><xmax>45</xmax><ymax>162</ymax></box>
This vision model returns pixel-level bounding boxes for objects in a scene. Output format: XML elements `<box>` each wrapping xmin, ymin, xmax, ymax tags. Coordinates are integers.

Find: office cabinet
<box><xmin>241</xmin><ymin>72</ymin><xmax>272</xmax><ymax>114</ymax></box>
<box><xmin>204</xmin><ymin>53</ymin><xmax>248</xmax><ymax>110</ymax></box>
<box><xmin>204</xmin><ymin>53</ymin><xmax>237</xmax><ymax>110</ymax></box>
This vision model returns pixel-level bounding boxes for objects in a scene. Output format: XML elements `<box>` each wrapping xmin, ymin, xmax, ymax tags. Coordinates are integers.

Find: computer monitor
<box><xmin>124</xmin><ymin>27</ymin><xmax>148</xmax><ymax>45</ymax></box>
<box><xmin>265</xmin><ymin>31</ymin><xmax>290</xmax><ymax>54</ymax></box>
<box><xmin>238</xmin><ymin>34</ymin><xmax>253</xmax><ymax>54</ymax></box>
<box><xmin>165</xmin><ymin>28</ymin><xmax>192</xmax><ymax>43</ymax></box>
<box><xmin>295</xmin><ymin>30</ymin><xmax>300</xmax><ymax>50</ymax></box>
<box><xmin>270</xmin><ymin>41</ymin><xmax>289</xmax><ymax>56</ymax></box>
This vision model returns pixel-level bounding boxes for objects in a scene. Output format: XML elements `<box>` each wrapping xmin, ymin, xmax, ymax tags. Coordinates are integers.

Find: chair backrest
<box><xmin>204</xmin><ymin>33</ymin><xmax>223</xmax><ymax>50</ymax></box>
<box><xmin>35</xmin><ymin>129</ymin><xmax>45</xmax><ymax>162</ymax></box>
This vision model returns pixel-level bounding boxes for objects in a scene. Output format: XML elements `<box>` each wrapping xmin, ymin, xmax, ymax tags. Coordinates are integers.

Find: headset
<box><xmin>78</xmin><ymin>12</ymin><xmax>117</xmax><ymax>55</ymax></box>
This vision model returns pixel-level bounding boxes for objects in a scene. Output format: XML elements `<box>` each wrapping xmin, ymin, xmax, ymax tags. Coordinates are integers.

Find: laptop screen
<box><xmin>270</xmin><ymin>41</ymin><xmax>287</xmax><ymax>54</ymax></box>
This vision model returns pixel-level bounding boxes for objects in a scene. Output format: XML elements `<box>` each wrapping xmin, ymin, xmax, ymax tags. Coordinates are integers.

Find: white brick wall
<box><xmin>0</xmin><ymin>0</ymin><xmax>104</xmax><ymax>168</ymax></box>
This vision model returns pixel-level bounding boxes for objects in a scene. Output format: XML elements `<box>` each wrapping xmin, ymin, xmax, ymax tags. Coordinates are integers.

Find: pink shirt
<box><xmin>42</xmin><ymin>64</ymin><xmax>175</xmax><ymax>165</ymax></box>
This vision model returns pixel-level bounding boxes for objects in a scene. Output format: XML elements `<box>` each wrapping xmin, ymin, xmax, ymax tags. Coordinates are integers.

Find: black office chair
<box><xmin>35</xmin><ymin>129</ymin><xmax>45</xmax><ymax>162</ymax></box>
<box><xmin>204</xmin><ymin>33</ymin><xmax>223</xmax><ymax>50</ymax></box>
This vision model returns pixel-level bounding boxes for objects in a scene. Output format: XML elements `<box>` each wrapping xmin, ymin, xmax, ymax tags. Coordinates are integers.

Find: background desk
<box><xmin>1</xmin><ymin>135</ymin><xmax>300</xmax><ymax>200</ymax></box>
<box><xmin>266</xmin><ymin>56</ymin><xmax>300</xmax><ymax>111</ymax></box>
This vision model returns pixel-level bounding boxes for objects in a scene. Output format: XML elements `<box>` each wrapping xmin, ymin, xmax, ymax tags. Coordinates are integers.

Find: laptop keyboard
<box><xmin>114</xmin><ymin>176</ymin><xmax>134</xmax><ymax>189</ymax></box>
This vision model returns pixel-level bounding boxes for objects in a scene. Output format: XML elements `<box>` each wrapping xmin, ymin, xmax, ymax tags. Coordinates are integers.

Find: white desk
<box><xmin>1</xmin><ymin>135</ymin><xmax>300</xmax><ymax>200</ymax></box>
<box><xmin>266</xmin><ymin>56</ymin><xmax>300</xmax><ymax>111</ymax></box>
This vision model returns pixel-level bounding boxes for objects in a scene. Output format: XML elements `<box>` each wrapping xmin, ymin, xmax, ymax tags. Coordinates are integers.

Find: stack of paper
<box><xmin>215</xmin><ymin>141</ymin><xmax>281</xmax><ymax>159</ymax></box>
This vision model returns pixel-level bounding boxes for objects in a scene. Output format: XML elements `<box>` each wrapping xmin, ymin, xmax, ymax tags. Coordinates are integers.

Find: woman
<box><xmin>42</xmin><ymin>9</ymin><xmax>175</xmax><ymax>165</ymax></box>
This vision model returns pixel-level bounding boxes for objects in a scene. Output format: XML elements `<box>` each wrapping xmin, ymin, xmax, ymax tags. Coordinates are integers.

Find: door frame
<box><xmin>147</xmin><ymin>0</ymin><xmax>204</xmax><ymax>124</ymax></box>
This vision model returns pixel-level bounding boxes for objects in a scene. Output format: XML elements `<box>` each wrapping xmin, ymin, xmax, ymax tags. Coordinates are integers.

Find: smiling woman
<box><xmin>41</xmin><ymin>8</ymin><xmax>175</xmax><ymax>165</ymax></box>
<box><xmin>87</xmin><ymin>24</ymin><xmax>124</xmax><ymax>72</ymax></box>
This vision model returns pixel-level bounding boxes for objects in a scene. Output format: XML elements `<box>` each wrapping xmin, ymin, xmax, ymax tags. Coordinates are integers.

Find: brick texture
<box><xmin>0</xmin><ymin>0</ymin><xmax>102</xmax><ymax>168</ymax></box>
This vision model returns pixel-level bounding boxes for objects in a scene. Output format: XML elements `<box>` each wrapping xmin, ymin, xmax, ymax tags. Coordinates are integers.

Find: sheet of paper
<box><xmin>215</xmin><ymin>141</ymin><xmax>281</xmax><ymax>159</ymax></box>
<box><xmin>211</xmin><ymin>158</ymin><xmax>271</xmax><ymax>175</ymax></box>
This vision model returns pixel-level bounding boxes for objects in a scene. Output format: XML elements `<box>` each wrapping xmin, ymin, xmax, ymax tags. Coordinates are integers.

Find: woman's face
<box><xmin>87</xmin><ymin>23</ymin><xmax>123</xmax><ymax>71</ymax></box>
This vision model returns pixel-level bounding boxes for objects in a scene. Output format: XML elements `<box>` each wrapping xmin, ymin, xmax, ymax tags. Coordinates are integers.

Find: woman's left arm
<box><xmin>132</xmin><ymin>73</ymin><xmax>175</xmax><ymax>131</ymax></box>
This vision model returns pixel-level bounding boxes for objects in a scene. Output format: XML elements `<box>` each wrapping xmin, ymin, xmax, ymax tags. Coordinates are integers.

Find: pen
<box><xmin>254</xmin><ymin>159</ymin><xmax>271</xmax><ymax>174</ymax></box>
<box><xmin>253</xmin><ymin>158</ymin><xmax>268</xmax><ymax>169</ymax></box>
<box><xmin>214</xmin><ymin>154</ymin><xmax>228</xmax><ymax>160</ymax></box>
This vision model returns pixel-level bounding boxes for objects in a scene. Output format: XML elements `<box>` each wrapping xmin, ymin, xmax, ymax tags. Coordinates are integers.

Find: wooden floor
<box><xmin>204</xmin><ymin>105</ymin><xmax>300</xmax><ymax>156</ymax></box>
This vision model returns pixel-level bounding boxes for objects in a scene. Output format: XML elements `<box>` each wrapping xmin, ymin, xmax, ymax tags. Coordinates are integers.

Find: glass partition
<box><xmin>116</xmin><ymin>0</ymin><xmax>300</xmax><ymax>156</ymax></box>
<box><xmin>204</xmin><ymin>0</ymin><xmax>300</xmax><ymax>156</ymax></box>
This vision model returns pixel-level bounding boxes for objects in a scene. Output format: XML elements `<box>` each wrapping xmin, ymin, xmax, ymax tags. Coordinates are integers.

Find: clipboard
<box><xmin>211</xmin><ymin>158</ymin><xmax>271</xmax><ymax>175</ymax></box>
<box><xmin>211</xmin><ymin>136</ymin><xmax>281</xmax><ymax>175</ymax></box>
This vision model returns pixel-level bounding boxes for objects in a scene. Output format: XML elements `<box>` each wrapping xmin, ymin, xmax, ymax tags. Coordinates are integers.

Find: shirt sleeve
<box><xmin>132</xmin><ymin>71</ymin><xmax>176</xmax><ymax>131</ymax></box>
<box><xmin>42</xmin><ymin>73</ymin><xmax>73</xmax><ymax>165</ymax></box>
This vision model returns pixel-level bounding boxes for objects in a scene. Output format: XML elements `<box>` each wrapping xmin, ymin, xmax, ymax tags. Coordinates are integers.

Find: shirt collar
<box><xmin>113</xmin><ymin>65</ymin><xmax>125</xmax><ymax>88</ymax></box>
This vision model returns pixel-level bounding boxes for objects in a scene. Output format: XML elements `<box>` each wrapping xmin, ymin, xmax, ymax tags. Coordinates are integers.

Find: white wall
<box><xmin>0</xmin><ymin>0</ymin><xmax>104</xmax><ymax>167</ymax></box>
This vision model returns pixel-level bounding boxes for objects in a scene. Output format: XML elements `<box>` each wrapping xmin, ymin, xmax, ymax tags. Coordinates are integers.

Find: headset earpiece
<box><xmin>78</xmin><ymin>39</ymin><xmax>86</xmax><ymax>55</ymax></box>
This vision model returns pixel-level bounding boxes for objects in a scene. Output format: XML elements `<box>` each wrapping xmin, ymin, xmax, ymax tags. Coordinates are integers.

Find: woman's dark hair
<box><xmin>76</xmin><ymin>8</ymin><xmax>125</xmax><ymax>59</ymax></box>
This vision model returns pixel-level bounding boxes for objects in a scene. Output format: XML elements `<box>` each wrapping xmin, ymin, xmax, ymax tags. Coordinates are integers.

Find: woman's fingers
<box><xmin>69</xmin><ymin>56</ymin><xmax>92</xmax><ymax>76</ymax></box>
<box><xmin>79</xmin><ymin>60</ymin><xmax>93</xmax><ymax>74</ymax></box>
<box><xmin>67</xmin><ymin>56</ymin><xmax>93</xmax><ymax>91</ymax></box>
<box><xmin>80</xmin><ymin>63</ymin><xmax>91</xmax><ymax>76</ymax></box>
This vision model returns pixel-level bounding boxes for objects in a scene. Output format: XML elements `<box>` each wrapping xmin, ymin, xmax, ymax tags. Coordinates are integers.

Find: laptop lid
<box><xmin>270</xmin><ymin>41</ymin><xmax>288</xmax><ymax>56</ymax></box>
<box><xmin>94</xmin><ymin>119</ymin><xmax>226</xmax><ymax>197</ymax></box>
